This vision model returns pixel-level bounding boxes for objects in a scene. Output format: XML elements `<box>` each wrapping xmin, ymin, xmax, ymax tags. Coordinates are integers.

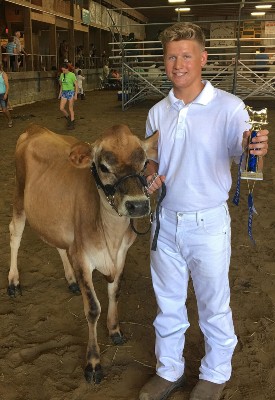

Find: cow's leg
<box><xmin>107</xmin><ymin>272</ymin><xmax>127</xmax><ymax>345</ymax></box>
<box><xmin>76</xmin><ymin>268</ymin><xmax>103</xmax><ymax>384</ymax></box>
<box><xmin>8</xmin><ymin>208</ymin><xmax>26</xmax><ymax>296</ymax></box>
<box><xmin>56</xmin><ymin>248</ymin><xmax>80</xmax><ymax>294</ymax></box>
<box><xmin>107</xmin><ymin>248</ymin><xmax>128</xmax><ymax>345</ymax></box>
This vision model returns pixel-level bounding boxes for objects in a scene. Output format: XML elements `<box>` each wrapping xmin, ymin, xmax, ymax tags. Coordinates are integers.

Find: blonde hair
<box><xmin>160</xmin><ymin>22</ymin><xmax>205</xmax><ymax>52</ymax></box>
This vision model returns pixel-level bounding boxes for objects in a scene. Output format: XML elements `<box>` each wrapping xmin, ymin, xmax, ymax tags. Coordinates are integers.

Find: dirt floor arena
<box><xmin>0</xmin><ymin>90</ymin><xmax>274</xmax><ymax>400</ymax></box>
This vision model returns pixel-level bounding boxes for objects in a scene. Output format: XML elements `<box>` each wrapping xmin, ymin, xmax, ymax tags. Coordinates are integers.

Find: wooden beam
<box><xmin>30</xmin><ymin>11</ymin><xmax>55</xmax><ymax>24</ymax></box>
<box><xmin>105</xmin><ymin>0</ymin><xmax>148</xmax><ymax>23</ymax></box>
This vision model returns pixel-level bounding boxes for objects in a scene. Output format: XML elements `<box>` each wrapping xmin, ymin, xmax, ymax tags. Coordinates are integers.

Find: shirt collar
<box><xmin>167</xmin><ymin>80</ymin><xmax>215</xmax><ymax>109</ymax></box>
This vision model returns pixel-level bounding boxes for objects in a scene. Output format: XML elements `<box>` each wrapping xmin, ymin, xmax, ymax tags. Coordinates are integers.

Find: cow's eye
<box><xmin>142</xmin><ymin>160</ymin><xmax>149</xmax><ymax>173</ymax></box>
<box><xmin>99</xmin><ymin>164</ymin><xmax>110</xmax><ymax>173</ymax></box>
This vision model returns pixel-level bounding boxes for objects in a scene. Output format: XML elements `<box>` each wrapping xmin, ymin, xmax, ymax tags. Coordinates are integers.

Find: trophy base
<box><xmin>241</xmin><ymin>171</ymin><xmax>263</xmax><ymax>180</ymax></box>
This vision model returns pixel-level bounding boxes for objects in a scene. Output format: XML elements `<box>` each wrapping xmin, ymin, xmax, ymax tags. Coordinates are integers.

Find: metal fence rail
<box><xmin>107</xmin><ymin>1</ymin><xmax>275</xmax><ymax>109</ymax></box>
<box><xmin>108</xmin><ymin>37</ymin><xmax>275</xmax><ymax>110</ymax></box>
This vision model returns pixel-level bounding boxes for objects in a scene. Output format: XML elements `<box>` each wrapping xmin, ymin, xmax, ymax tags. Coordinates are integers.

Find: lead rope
<box><xmin>151</xmin><ymin>182</ymin><xmax>166</xmax><ymax>251</ymax></box>
<box><xmin>130</xmin><ymin>214</ymin><xmax>153</xmax><ymax>235</ymax></box>
<box><xmin>130</xmin><ymin>181</ymin><xmax>166</xmax><ymax>245</ymax></box>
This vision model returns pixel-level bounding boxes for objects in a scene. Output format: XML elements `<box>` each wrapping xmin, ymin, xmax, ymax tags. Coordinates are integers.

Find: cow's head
<box><xmin>69</xmin><ymin>124</ymin><xmax>158</xmax><ymax>218</ymax></box>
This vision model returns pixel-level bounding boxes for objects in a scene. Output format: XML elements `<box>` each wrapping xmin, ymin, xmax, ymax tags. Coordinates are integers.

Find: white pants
<box><xmin>150</xmin><ymin>203</ymin><xmax>237</xmax><ymax>384</ymax></box>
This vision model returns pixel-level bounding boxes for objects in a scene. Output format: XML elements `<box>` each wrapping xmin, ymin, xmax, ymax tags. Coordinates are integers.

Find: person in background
<box><xmin>89</xmin><ymin>43</ymin><xmax>96</xmax><ymax>67</ymax></box>
<box><xmin>58</xmin><ymin>63</ymin><xmax>78</xmax><ymax>130</ymax></box>
<box><xmin>59</xmin><ymin>40</ymin><xmax>69</xmax><ymax>64</ymax></box>
<box><xmin>255</xmin><ymin>47</ymin><xmax>269</xmax><ymax>77</ymax></box>
<box><xmin>139</xmin><ymin>22</ymin><xmax>269</xmax><ymax>400</ymax></box>
<box><xmin>1</xmin><ymin>44</ymin><xmax>9</xmax><ymax>70</ymax></box>
<box><xmin>5</xmin><ymin>36</ymin><xmax>17</xmax><ymax>71</ymax></box>
<box><xmin>77</xmin><ymin>69</ymin><xmax>85</xmax><ymax>100</ymax></box>
<box><xmin>14</xmin><ymin>31</ymin><xmax>28</xmax><ymax>69</ymax></box>
<box><xmin>102</xmin><ymin>61</ymin><xmax>110</xmax><ymax>84</ymax></box>
<box><xmin>110</xmin><ymin>69</ymin><xmax>121</xmax><ymax>80</ymax></box>
<box><xmin>74</xmin><ymin>62</ymin><xmax>81</xmax><ymax>76</ymax></box>
<box><xmin>101</xmin><ymin>50</ymin><xmax>108</xmax><ymax>66</ymax></box>
<box><xmin>0</xmin><ymin>63</ymin><xmax>13</xmax><ymax>127</ymax></box>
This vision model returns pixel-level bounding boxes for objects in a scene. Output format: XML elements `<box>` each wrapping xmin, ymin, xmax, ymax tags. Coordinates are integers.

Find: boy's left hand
<box><xmin>243</xmin><ymin>129</ymin><xmax>269</xmax><ymax>157</ymax></box>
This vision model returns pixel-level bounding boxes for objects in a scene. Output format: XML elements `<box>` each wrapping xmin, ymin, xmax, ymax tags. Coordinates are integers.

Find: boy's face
<box><xmin>164</xmin><ymin>39</ymin><xmax>207</xmax><ymax>93</ymax></box>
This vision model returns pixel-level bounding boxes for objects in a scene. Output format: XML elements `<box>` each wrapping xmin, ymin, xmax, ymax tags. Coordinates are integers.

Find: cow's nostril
<box><xmin>126</xmin><ymin>201</ymin><xmax>136</xmax><ymax>214</ymax></box>
<box><xmin>125</xmin><ymin>200</ymin><xmax>150</xmax><ymax>217</ymax></box>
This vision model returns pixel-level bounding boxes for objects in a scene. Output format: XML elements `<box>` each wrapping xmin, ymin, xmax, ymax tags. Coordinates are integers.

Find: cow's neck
<box><xmin>100</xmin><ymin>198</ymin><xmax>131</xmax><ymax>252</ymax></box>
<box><xmin>100</xmin><ymin>198</ymin><xmax>129</xmax><ymax>229</ymax></box>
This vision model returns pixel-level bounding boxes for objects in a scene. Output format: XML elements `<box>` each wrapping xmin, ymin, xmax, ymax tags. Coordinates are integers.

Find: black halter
<box><xmin>91</xmin><ymin>162</ymin><xmax>166</xmax><ymax>246</ymax></box>
<box><xmin>91</xmin><ymin>162</ymin><xmax>149</xmax><ymax>215</ymax></box>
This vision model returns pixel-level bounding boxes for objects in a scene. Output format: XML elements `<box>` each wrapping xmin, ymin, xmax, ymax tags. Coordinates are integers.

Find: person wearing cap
<box><xmin>58</xmin><ymin>63</ymin><xmax>78</xmax><ymax>130</ymax></box>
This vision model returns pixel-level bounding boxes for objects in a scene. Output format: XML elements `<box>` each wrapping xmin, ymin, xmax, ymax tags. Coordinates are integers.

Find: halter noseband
<box><xmin>91</xmin><ymin>162</ymin><xmax>149</xmax><ymax>216</ymax></box>
<box><xmin>91</xmin><ymin>162</ymin><xmax>166</xmax><ymax>246</ymax></box>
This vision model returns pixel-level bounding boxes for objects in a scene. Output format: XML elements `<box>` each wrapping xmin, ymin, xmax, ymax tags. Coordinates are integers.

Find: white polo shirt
<box><xmin>146</xmin><ymin>81</ymin><xmax>250</xmax><ymax>212</ymax></box>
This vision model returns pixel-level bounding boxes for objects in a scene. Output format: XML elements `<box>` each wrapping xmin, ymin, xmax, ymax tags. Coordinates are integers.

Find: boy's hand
<box><xmin>242</xmin><ymin>129</ymin><xmax>269</xmax><ymax>157</ymax></box>
<box><xmin>146</xmin><ymin>173</ymin><xmax>166</xmax><ymax>195</ymax></box>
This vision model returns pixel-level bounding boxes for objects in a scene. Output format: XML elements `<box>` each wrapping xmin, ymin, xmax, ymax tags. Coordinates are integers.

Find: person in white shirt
<box><xmin>139</xmin><ymin>22</ymin><xmax>269</xmax><ymax>400</ymax></box>
<box><xmin>76</xmin><ymin>69</ymin><xmax>85</xmax><ymax>100</ymax></box>
<box><xmin>14</xmin><ymin>31</ymin><xmax>27</xmax><ymax>69</ymax></box>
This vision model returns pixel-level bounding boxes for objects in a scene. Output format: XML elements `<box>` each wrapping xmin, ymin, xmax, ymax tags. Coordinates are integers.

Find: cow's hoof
<box><xmin>7</xmin><ymin>284</ymin><xmax>22</xmax><ymax>297</ymax></box>
<box><xmin>110</xmin><ymin>331</ymin><xmax>127</xmax><ymax>345</ymax></box>
<box><xmin>68</xmin><ymin>282</ymin><xmax>81</xmax><ymax>294</ymax></box>
<box><xmin>84</xmin><ymin>363</ymin><xmax>103</xmax><ymax>384</ymax></box>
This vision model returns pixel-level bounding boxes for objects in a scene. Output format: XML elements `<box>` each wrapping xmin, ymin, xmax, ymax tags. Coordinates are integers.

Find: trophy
<box><xmin>241</xmin><ymin>106</ymin><xmax>268</xmax><ymax>181</ymax></box>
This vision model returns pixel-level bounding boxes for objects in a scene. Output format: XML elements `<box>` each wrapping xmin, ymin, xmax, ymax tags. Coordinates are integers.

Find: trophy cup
<box><xmin>241</xmin><ymin>106</ymin><xmax>268</xmax><ymax>181</ymax></box>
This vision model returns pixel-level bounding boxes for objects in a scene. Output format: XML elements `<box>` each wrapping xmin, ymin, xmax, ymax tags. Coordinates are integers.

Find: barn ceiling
<box><xmin>119</xmin><ymin>1</ymin><xmax>275</xmax><ymax>24</ymax></box>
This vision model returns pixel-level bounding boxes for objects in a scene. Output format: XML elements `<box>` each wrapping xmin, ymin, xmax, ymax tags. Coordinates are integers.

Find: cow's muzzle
<box><xmin>125</xmin><ymin>199</ymin><xmax>150</xmax><ymax>218</ymax></box>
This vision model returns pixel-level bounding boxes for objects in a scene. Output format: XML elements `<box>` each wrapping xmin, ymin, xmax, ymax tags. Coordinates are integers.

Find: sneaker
<box><xmin>8</xmin><ymin>120</ymin><xmax>13</xmax><ymax>128</ymax></box>
<box><xmin>67</xmin><ymin>120</ymin><xmax>75</xmax><ymax>130</ymax></box>
<box><xmin>190</xmin><ymin>380</ymin><xmax>226</xmax><ymax>400</ymax></box>
<box><xmin>139</xmin><ymin>374</ymin><xmax>185</xmax><ymax>400</ymax></box>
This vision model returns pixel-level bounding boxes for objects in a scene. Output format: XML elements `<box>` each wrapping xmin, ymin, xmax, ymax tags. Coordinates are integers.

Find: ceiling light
<box><xmin>175</xmin><ymin>7</ymin><xmax>191</xmax><ymax>12</ymax></box>
<box><xmin>251</xmin><ymin>11</ymin><xmax>266</xmax><ymax>15</ymax></box>
<box><xmin>255</xmin><ymin>5</ymin><xmax>272</xmax><ymax>9</ymax></box>
<box><xmin>169</xmin><ymin>0</ymin><xmax>186</xmax><ymax>3</ymax></box>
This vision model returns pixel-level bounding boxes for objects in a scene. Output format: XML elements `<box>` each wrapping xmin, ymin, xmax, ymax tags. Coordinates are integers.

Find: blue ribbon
<box><xmin>247</xmin><ymin>130</ymin><xmax>258</xmax><ymax>172</ymax></box>
<box><xmin>232</xmin><ymin>149</ymin><xmax>257</xmax><ymax>244</ymax></box>
<box><xmin>232</xmin><ymin>151</ymin><xmax>245</xmax><ymax>206</ymax></box>
<box><xmin>248</xmin><ymin>192</ymin><xmax>257</xmax><ymax>244</ymax></box>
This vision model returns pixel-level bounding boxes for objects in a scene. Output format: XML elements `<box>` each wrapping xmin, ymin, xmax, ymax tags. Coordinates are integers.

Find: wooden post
<box><xmin>24</xmin><ymin>8</ymin><xmax>33</xmax><ymax>71</ymax></box>
<box><xmin>84</xmin><ymin>30</ymin><xmax>90</xmax><ymax>68</ymax></box>
<box><xmin>49</xmin><ymin>24</ymin><xmax>57</xmax><ymax>69</ymax></box>
<box><xmin>68</xmin><ymin>20</ymin><xmax>75</xmax><ymax>65</ymax></box>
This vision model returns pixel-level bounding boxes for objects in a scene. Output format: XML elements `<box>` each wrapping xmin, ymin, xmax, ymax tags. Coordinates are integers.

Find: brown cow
<box><xmin>7</xmin><ymin>123</ymin><xmax>158</xmax><ymax>383</ymax></box>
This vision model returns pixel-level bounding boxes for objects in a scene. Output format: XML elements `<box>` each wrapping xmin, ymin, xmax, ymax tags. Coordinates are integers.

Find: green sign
<box><xmin>82</xmin><ymin>9</ymin><xmax>90</xmax><ymax>25</ymax></box>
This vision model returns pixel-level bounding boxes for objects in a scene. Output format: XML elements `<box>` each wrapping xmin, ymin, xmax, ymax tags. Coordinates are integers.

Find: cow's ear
<box><xmin>69</xmin><ymin>142</ymin><xmax>93</xmax><ymax>168</ymax></box>
<box><xmin>143</xmin><ymin>130</ymin><xmax>159</xmax><ymax>162</ymax></box>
